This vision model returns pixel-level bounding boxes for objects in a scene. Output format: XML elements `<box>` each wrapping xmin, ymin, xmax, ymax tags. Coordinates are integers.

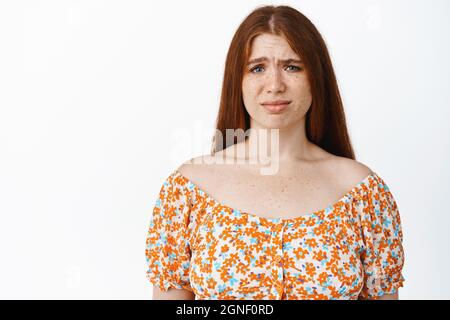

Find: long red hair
<box><xmin>211</xmin><ymin>5</ymin><xmax>355</xmax><ymax>159</ymax></box>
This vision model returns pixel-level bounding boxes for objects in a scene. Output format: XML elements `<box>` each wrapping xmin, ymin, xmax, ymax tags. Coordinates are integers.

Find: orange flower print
<box><xmin>145</xmin><ymin>169</ymin><xmax>405</xmax><ymax>300</ymax></box>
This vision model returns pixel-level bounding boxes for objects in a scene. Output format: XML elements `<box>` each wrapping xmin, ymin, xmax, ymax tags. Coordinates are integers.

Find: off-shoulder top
<box><xmin>144</xmin><ymin>169</ymin><xmax>406</xmax><ymax>300</ymax></box>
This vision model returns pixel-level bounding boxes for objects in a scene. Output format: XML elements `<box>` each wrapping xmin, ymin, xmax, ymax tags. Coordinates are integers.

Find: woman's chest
<box><xmin>203</xmin><ymin>167</ymin><xmax>346</xmax><ymax>219</ymax></box>
<box><xmin>187</xmin><ymin>208</ymin><xmax>366</xmax><ymax>300</ymax></box>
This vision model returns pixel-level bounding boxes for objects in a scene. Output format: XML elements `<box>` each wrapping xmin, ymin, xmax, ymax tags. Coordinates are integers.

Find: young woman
<box><xmin>145</xmin><ymin>5</ymin><xmax>405</xmax><ymax>300</ymax></box>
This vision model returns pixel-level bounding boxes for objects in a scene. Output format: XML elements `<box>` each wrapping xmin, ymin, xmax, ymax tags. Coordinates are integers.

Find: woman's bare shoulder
<box><xmin>176</xmin><ymin>143</ymin><xmax>238</xmax><ymax>178</ymax></box>
<box><xmin>176</xmin><ymin>155</ymin><xmax>221</xmax><ymax>186</ymax></box>
<box><xmin>328</xmin><ymin>156</ymin><xmax>374</xmax><ymax>187</ymax></box>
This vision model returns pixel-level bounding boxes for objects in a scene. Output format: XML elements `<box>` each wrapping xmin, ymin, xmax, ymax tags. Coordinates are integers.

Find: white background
<box><xmin>0</xmin><ymin>0</ymin><xmax>449</xmax><ymax>299</ymax></box>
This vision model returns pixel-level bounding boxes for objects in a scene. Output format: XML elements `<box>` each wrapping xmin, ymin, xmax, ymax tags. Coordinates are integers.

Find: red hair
<box><xmin>211</xmin><ymin>5</ymin><xmax>355</xmax><ymax>159</ymax></box>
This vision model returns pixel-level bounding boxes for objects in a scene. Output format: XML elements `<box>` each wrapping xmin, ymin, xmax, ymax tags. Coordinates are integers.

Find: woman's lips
<box><xmin>261</xmin><ymin>101</ymin><xmax>290</xmax><ymax>113</ymax></box>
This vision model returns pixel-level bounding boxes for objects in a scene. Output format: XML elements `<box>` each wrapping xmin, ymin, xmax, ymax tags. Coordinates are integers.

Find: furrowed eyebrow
<box><xmin>246</xmin><ymin>57</ymin><xmax>302</xmax><ymax>66</ymax></box>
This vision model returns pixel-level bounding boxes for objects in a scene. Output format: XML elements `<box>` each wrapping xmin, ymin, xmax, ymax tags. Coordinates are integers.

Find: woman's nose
<box><xmin>266</xmin><ymin>69</ymin><xmax>285</xmax><ymax>93</ymax></box>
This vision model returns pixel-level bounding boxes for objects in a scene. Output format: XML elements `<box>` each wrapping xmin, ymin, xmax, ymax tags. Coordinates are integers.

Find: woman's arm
<box><xmin>377</xmin><ymin>292</ymin><xmax>399</xmax><ymax>300</ymax></box>
<box><xmin>152</xmin><ymin>286</ymin><xmax>195</xmax><ymax>300</ymax></box>
<box><xmin>359</xmin><ymin>291</ymin><xmax>399</xmax><ymax>300</ymax></box>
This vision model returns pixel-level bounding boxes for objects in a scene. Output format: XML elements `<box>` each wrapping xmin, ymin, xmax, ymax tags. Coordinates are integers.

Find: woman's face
<box><xmin>242</xmin><ymin>33</ymin><xmax>312</xmax><ymax>129</ymax></box>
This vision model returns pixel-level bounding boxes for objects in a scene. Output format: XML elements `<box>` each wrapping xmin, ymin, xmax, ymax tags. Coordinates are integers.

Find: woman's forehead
<box><xmin>247</xmin><ymin>34</ymin><xmax>301</xmax><ymax>61</ymax></box>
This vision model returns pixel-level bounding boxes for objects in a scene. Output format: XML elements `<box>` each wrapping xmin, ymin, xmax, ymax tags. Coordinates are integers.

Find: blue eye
<box><xmin>249</xmin><ymin>65</ymin><xmax>302</xmax><ymax>73</ymax></box>
<box><xmin>250</xmin><ymin>65</ymin><xmax>264</xmax><ymax>73</ymax></box>
<box><xmin>286</xmin><ymin>65</ymin><xmax>302</xmax><ymax>71</ymax></box>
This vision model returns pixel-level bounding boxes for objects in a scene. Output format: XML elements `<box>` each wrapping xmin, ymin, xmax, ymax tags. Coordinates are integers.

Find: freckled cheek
<box><xmin>296</xmin><ymin>87</ymin><xmax>312</xmax><ymax>102</ymax></box>
<box><xmin>292</xmin><ymin>81</ymin><xmax>312</xmax><ymax>102</ymax></box>
<box><xmin>243</xmin><ymin>79</ymin><xmax>261</xmax><ymax>91</ymax></box>
<box><xmin>242</xmin><ymin>81</ymin><xmax>262</xmax><ymax>103</ymax></box>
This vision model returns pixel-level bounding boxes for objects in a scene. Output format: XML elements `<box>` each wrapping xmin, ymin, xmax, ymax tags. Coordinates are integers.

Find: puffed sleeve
<box><xmin>145</xmin><ymin>172</ymin><xmax>193</xmax><ymax>292</ymax></box>
<box><xmin>358</xmin><ymin>173</ymin><xmax>406</xmax><ymax>299</ymax></box>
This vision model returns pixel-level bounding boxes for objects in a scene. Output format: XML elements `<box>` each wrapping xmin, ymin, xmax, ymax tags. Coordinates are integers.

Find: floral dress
<box><xmin>145</xmin><ymin>169</ymin><xmax>405</xmax><ymax>300</ymax></box>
